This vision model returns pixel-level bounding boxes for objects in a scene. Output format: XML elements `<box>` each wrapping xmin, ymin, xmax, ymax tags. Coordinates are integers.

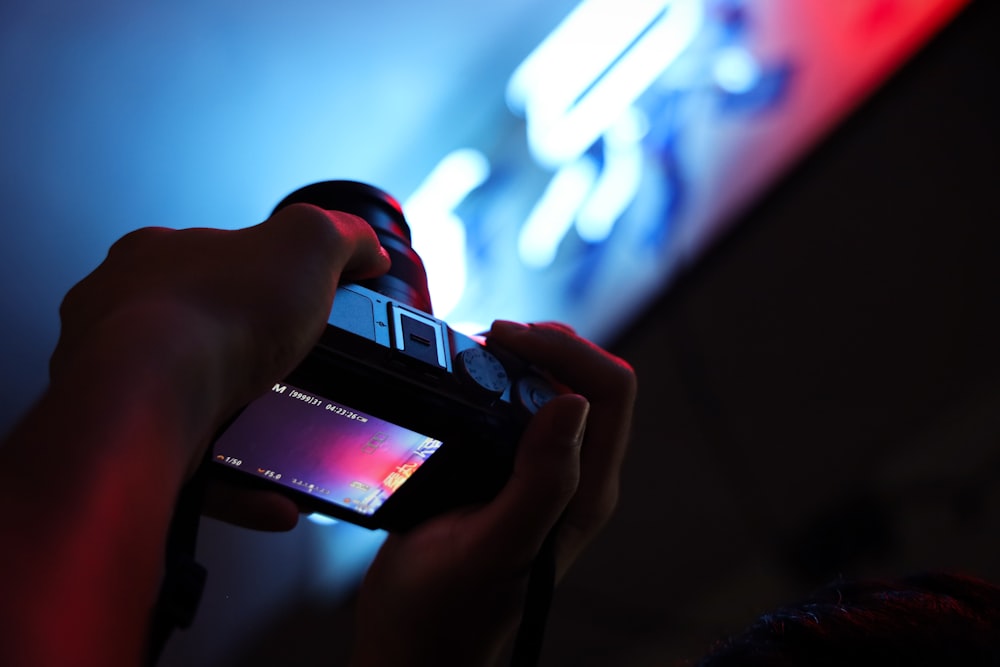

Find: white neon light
<box><xmin>575</xmin><ymin>107</ymin><xmax>647</xmax><ymax>243</ymax></box>
<box><xmin>404</xmin><ymin>149</ymin><xmax>490</xmax><ymax>318</ymax></box>
<box><xmin>507</xmin><ymin>0</ymin><xmax>703</xmax><ymax>167</ymax></box>
<box><xmin>420</xmin><ymin>0</ymin><xmax>708</xmax><ymax>278</ymax></box>
<box><xmin>507</xmin><ymin>0</ymin><xmax>669</xmax><ymax>112</ymax></box>
<box><xmin>450</xmin><ymin>320</ymin><xmax>491</xmax><ymax>337</ymax></box>
<box><xmin>517</xmin><ymin>157</ymin><xmax>599</xmax><ymax>268</ymax></box>
<box><xmin>713</xmin><ymin>46</ymin><xmax>761</xmax><ymax>94</ymax></box>
<box><xmin>406</xmin><ymin>148</ymin><xmax>490</xmax><ymax>215</ymax></box>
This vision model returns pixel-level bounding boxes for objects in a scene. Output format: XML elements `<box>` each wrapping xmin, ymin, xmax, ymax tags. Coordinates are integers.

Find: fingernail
<box><xmin>558</xmin><ymin>394</ymin><xmax>590</xmax><ymax>447</ymax></box>
<box><xmin>377</xmin><ymin>245</ymin><xmax>391</xmax><ymax>265</ymax></box>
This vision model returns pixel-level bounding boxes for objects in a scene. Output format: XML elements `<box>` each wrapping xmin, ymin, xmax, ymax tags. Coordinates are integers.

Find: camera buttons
<box><xmin>514</xmin><ymin>375</ymin><xmax>558</xmax><ymax>415</ymax></box>
<box><xmin>455</xmin><ymin>347</ymin><xmax>510</xmax><ymax>400</ymax></box>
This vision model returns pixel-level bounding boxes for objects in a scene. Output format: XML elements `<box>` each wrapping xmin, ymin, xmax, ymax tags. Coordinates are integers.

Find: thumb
<box><xmin>472</xmin><ymin>394</ymin><xmax>589</xmax><ymax>568</ymax></box>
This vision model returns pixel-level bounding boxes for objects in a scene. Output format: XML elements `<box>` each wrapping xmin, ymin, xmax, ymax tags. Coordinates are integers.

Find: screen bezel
<box><xmin>210</xmin><ymin>347</ymin><xmax>519</xmax><ymax>531</ymax></box>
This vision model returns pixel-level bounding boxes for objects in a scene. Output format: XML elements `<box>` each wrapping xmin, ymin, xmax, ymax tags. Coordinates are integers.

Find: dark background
<box><xmin>544</xmin><ymin>1</ymin><xmax>1000</xmax><ymax>663</ymax></box>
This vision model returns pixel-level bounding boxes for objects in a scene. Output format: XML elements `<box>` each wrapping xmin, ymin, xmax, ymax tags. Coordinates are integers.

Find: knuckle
<box><xmin>611</xmin><ymin>357</ymin><xmax>638</xmax><ymax>397</ymax></box>
<box><xmin>549</xmin><ymin>464</ymin><xmax>582</xmax><ymax>505</ymax></box>
<box><xmin>584</xmin><ymin>484</ymin><xmax>620</xmax><ymax>531</ymax></box>
<box><xmin>272</xmin><ymin>203</ymin><xmax>331</xmax><ymax>240</ymax></box>
<box><xmin>275</xmin><ymin>201</ymin><xmax>325</xmax><ymax>223</ymax></box>
<box><xmin>58</xmin><ymin>282</ymin><xmax>81</xmax><ymax>318</ymax></box>
<box><xmin>273</xmin><ymin>203</ymin><xmax>370</xmax><ymax>254</ymax></box>
<box><xmin>57</xmin><ymin>276</ymin><xmax>101</xmax><ymax>324</ymax></box>
<box><xmin>532</xmin><ymin>321</ymin><xmax>578</xmax><ymax>336</ymax></box>
<box><xmin>107</xmin><ymin>226</ymin><xmax>168</xmax><ymax>257</ymax></box>
<box><xmin>562</xmin><ymin>486</ymin><xmax>619</xmax><ymax>547</ymax></box>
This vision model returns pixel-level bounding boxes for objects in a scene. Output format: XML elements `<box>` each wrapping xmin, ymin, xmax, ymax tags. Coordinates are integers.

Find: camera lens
<box><xmin>273</xmin><ymin>180</ymin><xmax>434</xmax><ymax>314</ymax></box>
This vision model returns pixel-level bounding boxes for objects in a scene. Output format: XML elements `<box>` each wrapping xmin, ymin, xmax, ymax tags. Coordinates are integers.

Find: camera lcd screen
<box><xmin>213</xmin><ymin>382</ymin><xmax>443</xmax><ymax>518</ymax></box>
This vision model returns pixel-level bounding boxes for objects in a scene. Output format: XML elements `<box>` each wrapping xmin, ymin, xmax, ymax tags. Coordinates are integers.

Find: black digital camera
<box><xmin>211</xmin><ymin>181</ymin><xmax>557</xmax><ymax>531</ymax></box>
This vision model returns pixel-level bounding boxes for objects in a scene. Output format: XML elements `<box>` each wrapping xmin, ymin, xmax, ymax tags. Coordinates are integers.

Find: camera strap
<box><xmin>146</xmin><ymin>464</ymin><xmax>209</xmax><ymax>666</ymax></box>
<box><xmin>144</xmin><ymin>467</ymin><xmax>559</xmax><ymax>667</ymax></box>
<box><xmin>509</xmin><ymin>529</ymin><xmax>558</xmax><ymax>667</ymax></box>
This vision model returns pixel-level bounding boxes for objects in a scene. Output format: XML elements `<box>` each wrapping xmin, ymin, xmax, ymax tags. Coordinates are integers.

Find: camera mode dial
<box><xmin>455</xmin><ymin>347</ymin><xmax>510</xmax><ymax>400</ymax></box>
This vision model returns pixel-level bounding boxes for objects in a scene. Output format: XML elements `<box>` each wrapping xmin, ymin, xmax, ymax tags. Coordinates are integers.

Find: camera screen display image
<box><xmin>213</xmin><ymin>382</ymin><xmax>444</xmax><ymax>522</ymax></box>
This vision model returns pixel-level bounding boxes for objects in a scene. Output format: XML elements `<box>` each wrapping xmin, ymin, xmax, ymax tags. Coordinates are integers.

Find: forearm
<box><xmin>0</xmin><ymin>305</ymin><xmax>227</xmax><ymax>667</ymax></box>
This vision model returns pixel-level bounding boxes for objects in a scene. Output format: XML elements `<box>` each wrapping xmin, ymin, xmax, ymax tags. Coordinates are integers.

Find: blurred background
<box><xmin>2</xmin><ymin>0</ymin><xmax>998</xmax><ymax>664</ymax></box>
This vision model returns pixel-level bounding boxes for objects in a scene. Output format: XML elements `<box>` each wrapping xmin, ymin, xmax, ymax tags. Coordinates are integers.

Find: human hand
<box><xmin>0</xmin><ymin>203</ymin><xmax>392</xmax><ymax>667</ymax></box>
<box><xmin>350</xmin><ymin>321</ymin><xmax>637</xmax><ymax>667</ymax></box>
<box><xmin>51</xmin><ymin>204</ymin><xmax>390</xmax><ymax>525</ymax></box>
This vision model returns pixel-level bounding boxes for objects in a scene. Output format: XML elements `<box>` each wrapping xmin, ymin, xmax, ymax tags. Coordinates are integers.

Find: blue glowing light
<box><xmin>518</xmin><ymin>157</ymin><xmax>600</xmax><ymax>268</ymax></box>
<box><xmin>307</xmin><ymin>513</ymin><xmax>339</xmax><ymax>527</ymax></box>
<box><xmin>404</xmin><ymin>148</ymin><xmax>490</xmax><ymax>319</ymax></box>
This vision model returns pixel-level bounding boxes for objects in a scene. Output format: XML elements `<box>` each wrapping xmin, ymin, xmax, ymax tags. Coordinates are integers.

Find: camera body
<box><xmin>211</xmin><ymin>181</ymin><xmax>556</xmax><ymax>531</ymax></box>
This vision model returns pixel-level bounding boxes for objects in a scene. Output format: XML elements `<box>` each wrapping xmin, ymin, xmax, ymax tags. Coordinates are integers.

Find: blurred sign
<box><xmin>402</xmin><ymin>0</ymin><xmax>968</xmax><ymax>342</ymax></box>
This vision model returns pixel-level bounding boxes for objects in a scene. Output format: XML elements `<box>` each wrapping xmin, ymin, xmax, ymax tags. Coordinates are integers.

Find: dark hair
<box><xmin>695</xmin><ymin>573</ymin><xmax>1000</xmax><ymax>666</ymax></box>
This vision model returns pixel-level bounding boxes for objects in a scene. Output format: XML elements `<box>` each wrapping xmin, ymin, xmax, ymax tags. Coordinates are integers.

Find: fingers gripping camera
<box><xmin>212</xmin><ymin>181</ymin><xmax>558</xmax><ymax>531</ymax></box>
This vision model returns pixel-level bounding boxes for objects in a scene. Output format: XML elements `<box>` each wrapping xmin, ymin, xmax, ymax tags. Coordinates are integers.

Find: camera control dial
<box><xmin>514</xmin><ymin>375</ymin><xmax>558</xmax><ymax>415</ymax></box>
<box><xmin>455</xmin><ymin>347</ymin><xmax>510</xmax><ymax>400</ymax></box>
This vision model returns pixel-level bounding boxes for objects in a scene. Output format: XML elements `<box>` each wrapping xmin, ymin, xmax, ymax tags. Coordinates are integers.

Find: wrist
<box><xmin>51</xmin><ymin>298</ymin><xmax>239</xmax><ymax>459</ymax></box>
<box><xmin>0</xmin><ymin>300</ymin><xmax>236</xmax><ymax>667</ymax></box>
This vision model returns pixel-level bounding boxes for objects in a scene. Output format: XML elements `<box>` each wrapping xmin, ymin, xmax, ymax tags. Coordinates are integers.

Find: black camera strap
<box><xmin>509</xmin><ymin>529</ymin><xmax>559</xmax><ymax>667</ymax></box>
<box><xmin>146</xmin><ymin>465</ymin><xmax>209</xmax><ymax>666</ymax></box>
<box><xmin>145</xmin><ymin>470</ymin><xmax>559</xmax><ymax>667</ymax></box>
